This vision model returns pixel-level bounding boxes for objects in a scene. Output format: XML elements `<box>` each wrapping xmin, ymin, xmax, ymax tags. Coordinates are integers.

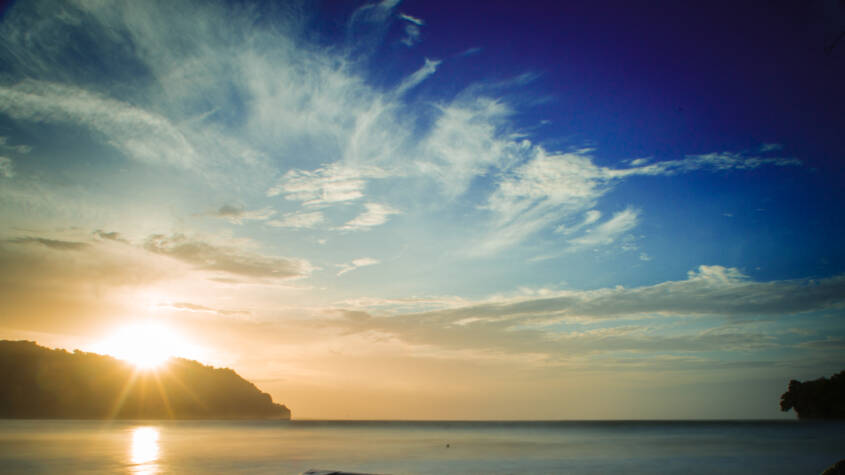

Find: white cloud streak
<box><xmin>420</xmin><ymin>98</ymin><xmax>529</xmax><ymax>198</ymax></box>
<box><xmin>0</xmin><ymin>80</ymin><xmax>198</xmax><ymax>168</ymax></box>
<box><xmin>339</xmin><ymin>202</ymin><xmax>401</xmax><ymax>231</ymax></box>
<box><xmin>457</xmin><ymin>47</ymin><xmax>482</xmax><ymax>56</ymax></box>
<box><xmin>567</xmin><ymin>207</ymin><xmax>640</xmax><ymax>251</ymax></box>
<box><xmin>395</xmin><ymin>58</ymin><xmax>441</xmax><ymax>96</ymax></box>
<box><xmin>323</xmin><ymin>266</ymin><xmax>845</xmax><ymax>360</ymax></box>
<box><xmin>267</xmin><ymin>211</ymin><xmax>325</xmax><ymax>229</ymax></box>
<box><xmin>143</xmin><ymin>233</ymin><xmax>312</xmax><ymax>281</ymax></box>
<box><xmin>401</xmin><ymin>24</ymin><xmax>422</xmax><ymax>47</ymax></box>
<box><xmin>555</xmin><ymin>210</ymin><xmax>601</xmax><ymax>235</ymax></box>
<box><xmin>398</xmin><ymin>12</ymin><xmax>425</xmax><ymax>46</ymax></box>
<box><xmin>267</xmin><ymin>164</ymin><xmax>389</xmax><ymax>206</ymax></box>
<box><xmin>398</xmin><ymin>13</ymin><xmax>424</xmax><ymax>26</ymax></box>
<box><xmin>350</xmin><ymin>0</ymin><xmax>401</xmax><ymax>25</ymax></box>
<box><xmin>347</xmin><ymin>0</ymin><xmax>402</xmax><ymax>52</ymax></box>
<box><xmin>0</xmin><ymin>157</ymin><xmax>14</xmax><ymax>178</ymax></box>
<box><xmin>213</xmin><ymin>205</ymin><xmax>275</xmax><ymax>224</ymax></box>
<box><xmin>337</xmin><ymin>257</ymin><xmax>380</xmax><ymax>276</ymax></box>
<box><xmin>0</xmin><ymin>136</ymin><xmax>31</xmax><ymax>154</ymax></box>
<box><xmin>476</xmin><ymin>147</ymin><xmax>800</xmax><ymax>254</ymax></box>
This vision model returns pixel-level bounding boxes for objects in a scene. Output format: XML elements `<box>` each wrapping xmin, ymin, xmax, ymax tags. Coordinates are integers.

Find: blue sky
<box><xmin>0</xmin><ymin>0</ymin><xmax>843</xmax><ymax>419</ymax></box>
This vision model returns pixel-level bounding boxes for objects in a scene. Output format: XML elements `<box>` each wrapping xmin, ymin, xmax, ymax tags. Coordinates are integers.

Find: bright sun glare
<box><xmin>130</xmin><ymin>426</ymin><xmax>160</xmax><ymax>465</ymax></box>
<box><xmin>95</xmin><ymin>323</ymin><xmax>187</xmax><ymax>369</ymax></box>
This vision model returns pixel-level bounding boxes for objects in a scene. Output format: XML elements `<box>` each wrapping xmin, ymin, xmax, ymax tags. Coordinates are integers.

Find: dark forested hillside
<box><xmin>780</xmin><ymin>371</ymin><xmax>845</xmax><ymax>419</ymax></box>
<box><xmin>0</xmin><ymin>340</ymin><xmax>291</xmax><ymax>419</ymax></box>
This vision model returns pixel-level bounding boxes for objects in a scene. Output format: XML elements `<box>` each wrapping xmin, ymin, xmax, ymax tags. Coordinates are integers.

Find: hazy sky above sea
<box><xmin>1</xmin><ymin>0</ymin><xmax>844</xmax><ymax>419</ymax></box>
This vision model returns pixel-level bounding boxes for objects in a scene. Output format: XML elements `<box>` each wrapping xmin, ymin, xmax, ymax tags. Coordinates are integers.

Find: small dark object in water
<box><xmin>446</xmin><ymin>443</ymin><xmax>450</xmax><ymax>448</ymax></box>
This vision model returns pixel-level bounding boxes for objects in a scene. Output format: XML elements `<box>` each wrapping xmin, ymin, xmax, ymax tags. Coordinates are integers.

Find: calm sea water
<box><xmin>0</xmin><ymin>420</ymin><xmax>842</xmax><ymax>474</ymax></box>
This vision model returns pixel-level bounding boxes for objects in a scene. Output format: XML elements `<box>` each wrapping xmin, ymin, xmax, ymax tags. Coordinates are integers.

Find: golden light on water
<box><xmin>130</xmin><ymin>426</ymin><xmax>160</xmax><ymax>474</ymax></box>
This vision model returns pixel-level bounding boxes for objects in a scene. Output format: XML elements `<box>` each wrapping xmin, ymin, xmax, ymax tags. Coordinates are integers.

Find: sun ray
<box><xmin>108</xmin><ymin>369</ymin><xmax>142</xmax><ymax>420</ymax></box>
<box><xmin>157</xmin><ymin>363</ymin><xmax>210</xmax><ymax>414</ymax></box>
<box><xmin>151</xmin><ymin>370</ymin><xmax>174</xmax><ymax>420</ymax></box>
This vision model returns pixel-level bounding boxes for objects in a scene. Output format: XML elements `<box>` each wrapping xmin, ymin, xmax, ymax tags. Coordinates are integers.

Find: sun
<box><xmin>94</xmin><ymin>322</ymin><xmax>187</xmax><ymax>369</ymax></box>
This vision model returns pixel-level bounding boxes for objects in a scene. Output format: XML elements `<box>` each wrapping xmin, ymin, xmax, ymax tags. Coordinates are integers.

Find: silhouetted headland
<box><xmin>780</xmin><ymin>370</ymin><xmax>845</xmax><ymax>419</ymax></box>
<box><xmin>0</xmin><ymin>340</ymin><xmax>291</xmax><ymax>420</ymax></box>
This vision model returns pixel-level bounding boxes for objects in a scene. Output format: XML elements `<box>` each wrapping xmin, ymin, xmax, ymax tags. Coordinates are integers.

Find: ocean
<box><xmin>0</xmin><ymin>419</ymin><xmax>842</xmax><ymax>474</ymax></box>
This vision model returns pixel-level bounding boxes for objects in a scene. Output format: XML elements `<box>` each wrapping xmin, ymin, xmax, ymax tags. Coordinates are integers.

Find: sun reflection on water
<box><xmin>129</xmin><ymin>426</ymin><xmax>160</xmax><ymax>474</ymax></box>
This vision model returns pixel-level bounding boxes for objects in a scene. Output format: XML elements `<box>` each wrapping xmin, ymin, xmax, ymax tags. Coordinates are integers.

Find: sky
<box><xmin>0</xmin><ymin>0</ymin><xmax>844</xmax><ymax>419</ymax></box>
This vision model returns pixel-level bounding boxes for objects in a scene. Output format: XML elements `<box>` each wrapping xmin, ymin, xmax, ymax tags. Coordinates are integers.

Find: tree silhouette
<box><xmin>780</xmin><ymin>370</ymin><xmax>845</xmax><ymax>419</ymax></box>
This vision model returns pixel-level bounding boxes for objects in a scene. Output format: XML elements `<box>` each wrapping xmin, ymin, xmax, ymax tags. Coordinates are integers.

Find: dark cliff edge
<box><xmin>780</xmin><ymin>370</ymin><xmax>845</xmax><ymax>420</ymax></box>
<box><xmin>0</xmin><ymin>340</ymin><xmax>291</xmax><ymax>420</ymax></box>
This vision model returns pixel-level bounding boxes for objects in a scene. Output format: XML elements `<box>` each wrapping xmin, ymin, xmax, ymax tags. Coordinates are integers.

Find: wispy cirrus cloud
<box><xmin>157</xmin><ymin>301</ymin><xmax>250</xmax><ymax>317</ymax></box>
<box><xmin>211</xmin><ymin>204</ymin><xmax>275</xmax><ymax>224</ymax></box>
<box><xmin>399</xmin><ymin>13</ymin><xmax>424</xmax><ymax>26</ymax></box>
<box><xmin>398</xmin><ymin>13</ymin><xmax>425</xmax><ymax>47</ymax></box>
<box><xmin>475</xmin><ymin>146</ymin><xmax>800</xmax><ymax>255</ymax></box>
<box><xmin>349</xmin><ymin>0</ymin><xmax>402</xmax><ymax>26</ymax></box>
<box><xmin>427</xmin><ymin>265</ymin><xmax>845</xmax><ymax>324</ymax></box>
<box><xmin>419</xmin><ymin>97</ymin><xmax>529</xmax><ymax>198</ymax></box>
<box><xmin>0</xmin><ymin>136</ymin><xmax>31</xmax><ymax>154</ymax></box>
<box><xmin>477</xmin><ymin>149</ymin><xmax>612</xmax><ymax>255</ymax></box>
<box><xmin>6</xmin><ymin>229</ymin><xmax>316</xmax><ymax>287</ymax></box>
<box><xmin>347</xmin><ymin>0</ymin><xmax>402</xmax><ymax>53</ymax></box>
<box><xmin>267</xmin><ymin>211</ymin><xmax>325</xmax><ymax>229</ymax></box>
<box><xmin>335</xmin><ymin>294</ymin><xmax>469</xmax><ymax>315</ymax></box>
<box><xmin>339</xmin><ymin>202</ymin><xmax>401</xmax><ymax>231</ymax></box>
<box><xmin>0</xmin><ymin>80</ymin><xmax>198</xmax><ymax>168</ymax></box>
<box><xmin>797</xmin><ymin>337</ymin><xmax>845</xmax><ymax>350</ymax></box>
<box><xmin>93</xmin><ymin>230</ymin><xmax>129</xmax><ymax>243</ymax></box>
<box><xmin>626</xmin><ymin>151</ymin><xmax>800</xmax><ymax>175</ymax></box>
<box><xmin>457</xmin><ymin>47</ymin><xmax>482</xmax><ymax>57</ymax></box>
<box><xmin>321</xmin><ymin>265</ymin><xmax>845</xmax><ymax>363</ymax></box>
<box><xmin>267</xmin><ymin>164</ymin><xmax>390</xmax><ymax>206</ymax></box>
<box><xmin>324</xmin><ymin>309</ymin><xmax>778</xmax><ymax>368</ymax></box>
<box><xmin>143</xmin><ymin>233</ymin><xmax>312</xmax><ymax>281</ymax></box>
<box><xmin>555</xmin><ymin>209</ymin><xmax>602</xmax><ymax>235</ymax></box>
<box><xmin>337</xmin><ymin>257</ymin><xmax>380</xmax><ymax>276</ymax></box>
<box><xmin>6</xmin><ymin>236</ymin><xmax>90</xmax><ymax>251</ymax></box>
<box><xmin>395</xmin><ymin>58</ymin><xmax>440</xmax><ymax>96</ymax></box>
<box><xmin>567</xmin><ymin>207</ymin><xmax>640</xmax><ymax>252</ymax></box>
<box><xmin>0</xmin><ymin>157</ymin><xmax>13</xmax><ymax>178</ymax></box>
